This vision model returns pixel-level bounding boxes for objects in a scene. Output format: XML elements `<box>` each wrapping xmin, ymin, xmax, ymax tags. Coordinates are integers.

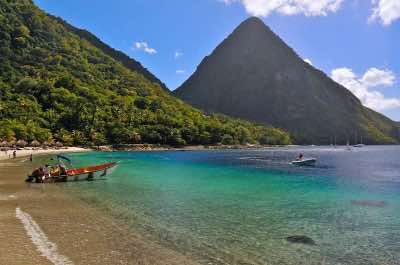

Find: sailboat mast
<box><xmin>354</xmin><ymin>131</ymin><xmax>358</xmax><ymax>145</ymax></box>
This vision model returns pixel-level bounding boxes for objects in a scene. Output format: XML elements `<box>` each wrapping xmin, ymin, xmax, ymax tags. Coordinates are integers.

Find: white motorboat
<box><xmin>291</xmin><ymin>158</ymin><xmax>317</xmax><ymax>166</ymax></box>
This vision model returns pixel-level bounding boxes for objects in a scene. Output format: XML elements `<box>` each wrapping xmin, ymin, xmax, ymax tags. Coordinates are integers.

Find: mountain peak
<box><xmin>241</xmin><ymin>16</ymin><xmax>265</xmax><ymax>26</ymax></box>
<box><xmin>174</xmin><ymin>18</ymin><xmax>399</xmax><ymax>145</ymax></box>
<box><xmin>233</xmin><ymin>16</ymin><xmax>272</xmax><ymax>36</ymax></box>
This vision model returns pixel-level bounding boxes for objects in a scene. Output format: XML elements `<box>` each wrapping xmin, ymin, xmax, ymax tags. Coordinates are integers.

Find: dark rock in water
<box><xmin>286</xmin><ymin>235</ymin><xmax>316</xmax><ymax>245</ymax></box>
<box><xmin>351</xmin><ymin>200</ymin><xmax>387</xmax><ymax>207</ymax></box>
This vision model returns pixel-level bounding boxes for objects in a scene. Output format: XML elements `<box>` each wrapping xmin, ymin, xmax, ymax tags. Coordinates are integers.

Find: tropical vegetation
<box><xmin>0</xmin><ymin>0</ymin><xmax>291</xmax><ymax>146</ymax></box>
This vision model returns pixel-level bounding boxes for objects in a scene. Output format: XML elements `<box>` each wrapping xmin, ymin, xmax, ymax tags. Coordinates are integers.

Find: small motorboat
<box><xmin>26</xmin><ymin>162</ymin><xmax>118</xmax><ymax>183</ymax></box>
<box><xmin>291</xmin><ymin>158</ymin><xmax>317</xmax><ymax>166</ymax></box>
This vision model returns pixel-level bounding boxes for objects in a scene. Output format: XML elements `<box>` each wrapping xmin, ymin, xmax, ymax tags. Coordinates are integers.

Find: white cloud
<box><xmin>134</xmin><ymin>41</ymin><xmax>157</xmax><ymax>55</ymax></box>
<box><xmin>304</xmin><ymin>58</ymin><xmax>313</xmax><ymax>66</ymax></box>
<box><xmin>370</xmin><ymin>0</ymin><xmax>400</xmax><ymax>26</ymax></box>
<box><xmin>174</xmin><ymin>51</ymin><xmax>183</xmax><ymax>59</ymax></box>
<box><xmin>220</xmin><ymin>0</ymin><xmax>344</xmax><ymax>17</ymax></box>
<box><xmin>176</xmin><ymin>70</ymin><xmax>186</xmax><ymax>74</ymax></box>
<box><xmin>331</xmin><ymin>67</ymin><xmax>400</xmax><ymax>111</ymax></box>
<box><xmin>360</xmin><ymin>67</ymin><xmax>395</xmax><ymax>87</ymax></box>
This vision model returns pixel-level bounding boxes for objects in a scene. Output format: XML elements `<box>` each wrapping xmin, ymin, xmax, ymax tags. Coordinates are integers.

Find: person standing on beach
<box><xmin>30</xmin><ymin>153</ymin><xmax>33</xmax><ymax>162</ymax></box>
<box><xmin>13</xmin><ymin>150</ymin><xmax>16</xmax><ymax>159</ymax></box>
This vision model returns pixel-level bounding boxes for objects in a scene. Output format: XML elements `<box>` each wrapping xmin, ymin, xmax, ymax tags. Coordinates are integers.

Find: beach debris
<box><xmin>351</xmin><ymin>200</ymin><xmax>387</xmax><ymax>208</ymax></box>
<box><xmin>286</xmin><ymin>235</ymin><xmax>316</xmax><ymax>245</ymax></box>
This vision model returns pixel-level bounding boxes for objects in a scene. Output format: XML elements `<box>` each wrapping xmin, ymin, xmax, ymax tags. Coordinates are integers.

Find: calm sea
<box><xmin>64</xmin><ymin>146</ymin><xmax>400</xmax><ymax>265</ymax></box>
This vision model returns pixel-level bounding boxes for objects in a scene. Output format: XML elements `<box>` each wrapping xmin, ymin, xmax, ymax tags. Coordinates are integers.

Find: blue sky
<box><xmin>33</xmin><ymin>0</ymin><xmax>400</xmax><ymax>121</ymax></box>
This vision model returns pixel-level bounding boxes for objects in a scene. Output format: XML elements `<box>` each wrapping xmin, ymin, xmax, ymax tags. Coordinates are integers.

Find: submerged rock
<box><xmin>351</xmin><ymin>200</ymin><xmax>387</xmax><ymax>207</ymax></box>
<box><xmin>286</xmin><ymin>235</ymin><xmax>316</xmax><ymax>245</ymax></box>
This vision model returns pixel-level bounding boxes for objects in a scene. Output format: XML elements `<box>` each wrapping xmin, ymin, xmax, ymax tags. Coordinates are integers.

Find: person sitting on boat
<box><xmin>59</xmin><ymin>164</ymin><xmax>67</xmax><ymax>176</ymax></box>
<box><xmin>42</xmin><ymin>164</ymin><xmax>51</xmax><ymax>179</ymax></box>
<box><xmin>37</xmin><ymin>166</ymin><xmax>46</xmax><ymax>182</ymax></box>
<box><xmin>26</xmin><ymin>167</ymin><xmax>44</xmax><ymax>183</ymax></box>
<box><xmin>59</xmin><ymin>164</ymin><xmax>68</xmax><ymax>182</ymax></box>
<box><xmin>297</xmin><ymin>153</ymin><xmax>304</xmax><ymax>161</ymax></box>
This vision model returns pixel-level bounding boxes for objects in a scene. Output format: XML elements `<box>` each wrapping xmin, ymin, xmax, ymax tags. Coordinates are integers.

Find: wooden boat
<box><xmin>291</xmin><ymin>158</ymin><xmax>317</xmax><ymax>166</ymax></box>
<box><xmin>26</xmin><ymin>162</ymin><xmax>118</xmax><ymax>183</ymax></box>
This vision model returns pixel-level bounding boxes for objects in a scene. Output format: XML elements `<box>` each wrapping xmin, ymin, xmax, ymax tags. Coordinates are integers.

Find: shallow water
<box><xmin>63</xmin><ymin>146</ymin><xmax>400</xmax><ymax>265</ymax></box>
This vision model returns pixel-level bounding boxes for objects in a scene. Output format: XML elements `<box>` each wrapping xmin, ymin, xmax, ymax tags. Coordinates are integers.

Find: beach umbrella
<box><xmin>16</xmin><ymin>140</ymin><xmax>28</xmax><ymax>147</ymax></box>
<box><xmin>30</xmin><ymin>140</ymin><xmax>41</xmax><ymax>147</ymax></box>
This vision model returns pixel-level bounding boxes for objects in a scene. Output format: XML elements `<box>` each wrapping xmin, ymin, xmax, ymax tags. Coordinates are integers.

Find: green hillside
<box><xmin>0</xmin><ymin>0</ymin><xmax>290</xmax><ymax>146</ymax></box>
<box><xmin>51</xmin><ymin>15</ymin><xmax>170</xmax><ymax>93</ymax></box>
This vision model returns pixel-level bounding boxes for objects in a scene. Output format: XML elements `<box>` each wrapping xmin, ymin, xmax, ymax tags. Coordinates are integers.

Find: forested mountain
<box><xmin>175</xmin><ymin>17</ymin><xmax>400</xmax><ymax>145</ymax></box>
<box><xmin>51</xmin><ymin>15</ymin><xmax>169</xmax><ymax>92</ymax></box>
<box><xmin>0</xmin><ymin>0</ymin><xmax>290</xmax><ymax>146</ymax></box>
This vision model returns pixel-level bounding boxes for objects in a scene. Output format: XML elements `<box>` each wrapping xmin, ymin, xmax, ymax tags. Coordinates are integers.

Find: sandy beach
<box><xmin>0</xmin><ymin>147</ymin><xmax>89</xmax><ymax>161</ymax></box>
<box><xmin>0</xmin><ymin>153</ymin><xmax>200</xmax><ymax>265</ymax></box>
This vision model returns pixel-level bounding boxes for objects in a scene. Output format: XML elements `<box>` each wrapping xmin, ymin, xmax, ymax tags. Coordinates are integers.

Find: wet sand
<box><xmin>0</xmin><ymin>157</ymin><xmax>200</xmax><ymax>265</ymax></box>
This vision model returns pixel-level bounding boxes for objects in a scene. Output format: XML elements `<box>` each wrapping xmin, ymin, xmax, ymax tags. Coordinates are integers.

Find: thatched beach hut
<box><xmin>8</xmin><ymin>140</ymin><xmax>16</xmax><ymax>148</ymax></box>
<box><xmin>0</xmin><ymin>141</ymin><xmax>10</xmax><ymax>151</ymax></box>
<box><xmin>30</xmin><ymin>140</ymin><xmax>41</xmax><ymax>147</ymax></box>
<box><xmin>16</xmin><ymin>140</ymin><xmax>28</xmax><ymax>148</ymax></box>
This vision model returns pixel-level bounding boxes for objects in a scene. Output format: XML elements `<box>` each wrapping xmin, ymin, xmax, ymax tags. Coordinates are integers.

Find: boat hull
<box><xmin>291</xmin><ymin>158</ymin><xmax>316</xmax><ymax>166</ymax></box>
<box><xmin>63</xmin><ymin>163</ymin><xmax>117</xmax><ymax>182</ymax></box>
<box><xmin>27</xmin><ymin>162</ymin><xmax>118</xmax><ymax>183</ymax></box>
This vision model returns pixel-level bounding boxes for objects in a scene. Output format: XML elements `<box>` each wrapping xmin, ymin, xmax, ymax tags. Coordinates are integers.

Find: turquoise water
<box><xmin>64</xmin><ymin>147</ymin><xmax>400</xmax><ymax>265</ymax></box>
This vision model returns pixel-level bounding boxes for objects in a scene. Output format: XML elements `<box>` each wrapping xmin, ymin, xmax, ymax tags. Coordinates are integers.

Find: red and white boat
<box><xmin>26</xmin><ymin>162</ymin><xmax>118</xmax><ymax>183</ymax></box>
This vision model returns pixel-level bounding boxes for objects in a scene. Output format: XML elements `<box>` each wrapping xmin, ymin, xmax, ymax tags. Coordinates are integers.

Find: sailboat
<box><xmin>346</xmin><ymin>140</ymin><xmax>351</xmax><ymax>151</ymax></box>
<box><xmin>330</xmin><ymin>136</ymin><xmax>337</xmax><ymax>148</ymax></box>
<box><xmin>353</xmin><ymin>135</ymin><xmax>365</xmax><ymax>148</ymax></box>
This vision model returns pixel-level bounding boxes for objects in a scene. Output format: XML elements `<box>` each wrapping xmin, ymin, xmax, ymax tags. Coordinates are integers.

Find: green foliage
<box><xmin>0</xmin><ymin>119</ymin><xmax>52</xmax><ymax>142</ymax></box>
<box><xmin>0</xmin><ymin>0</ymin><xmax>291</xmax><ymax>146</ymax></box>
<box><xmin>221</xmin><ymin>134</ymin><xmax>234</xmax><ymax>145</ymax></box>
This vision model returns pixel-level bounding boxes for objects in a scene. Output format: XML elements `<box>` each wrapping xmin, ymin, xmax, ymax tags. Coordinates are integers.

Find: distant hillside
<box><xmin>0</xmin><ymin>0</ymin><xmax>290</xmax><ymax>146</ymax></box>
<box><xmin>175</xmin><ymin>17</ymin><xmax>399</xmax><ymax>145</ymax></box>
<box><xmin>52</xmin><ymin>15</ymin><xmax>170</xmax><ymax>92</ymax></box>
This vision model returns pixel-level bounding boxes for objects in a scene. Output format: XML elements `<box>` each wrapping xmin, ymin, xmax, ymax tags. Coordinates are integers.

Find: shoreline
<box><xmin>96</xmin><ymin>143</ymin><xmax>296</xmax><ymax>152</ymax></box>
<box><xmin>0</xmin><ymin>153</ymin><xmax>200</xmax><ymax>265</ymax></box>
<box><xmin>0</xmin><ymin>147</ymin><xmax>90</xmax><ymax>161</ymax></box>
<box><xmin>1</xmin><ymin>143</ymin><xmax>324</xmax><ymax>160</ymax></box>
<box><xmin>0</xmin><ymin>144</ymin><xmax>295</xmax><ymax>161</ymax></box>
